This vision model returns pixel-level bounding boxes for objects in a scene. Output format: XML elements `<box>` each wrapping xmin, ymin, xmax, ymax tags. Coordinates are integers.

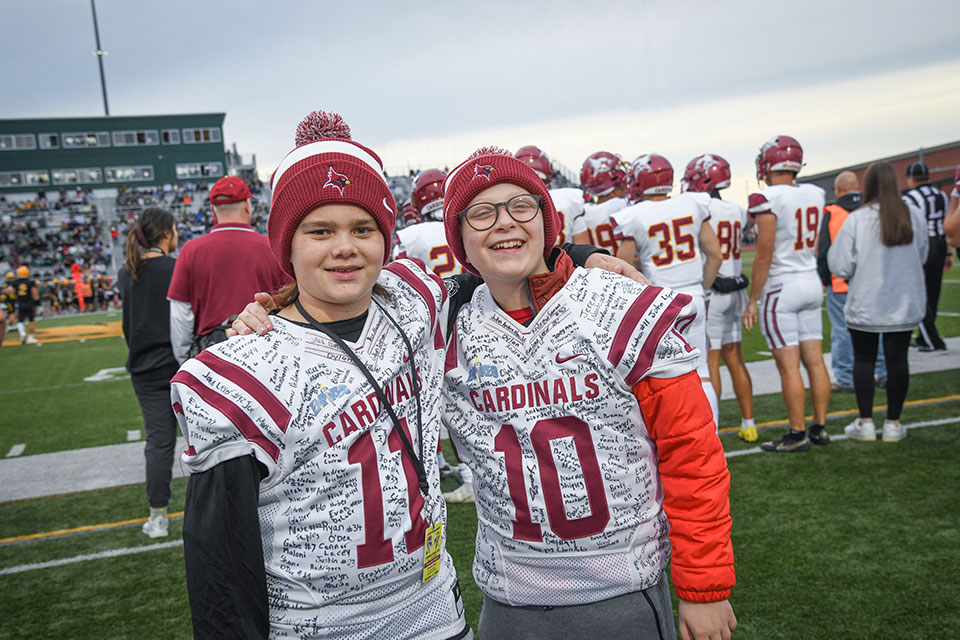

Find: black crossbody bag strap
<box><xmin>294</xmin><ymin>299</ymin><xmax>429</xmax><ymax>497</ymax></box>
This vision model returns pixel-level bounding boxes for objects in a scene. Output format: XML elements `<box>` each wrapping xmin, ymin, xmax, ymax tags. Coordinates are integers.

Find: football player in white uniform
<box><xmin>440</xmin><ymin>147</ymin><xmax>735</xmax><ymax>640</ymax></box>
<box><xmin>395</xmin><ymin>169</ymin><xmax>467</xmax><ymax>277</ymax></box>
<box><xmin>572</xmin><ymin>150</ymin><xmax>627</xmax><ymax>253</ymax></box>
<box><xmin>742</xmin><ymin>135</ymin><xmax>831</xmax><ymax>452</ymax></box>
<box><xmin>515</xmin><ymin>145</ymin><xmax>584</xmax><ymax>246</ymax></box>
<box><xmin>683</xmin><ymin>154</ymin><xmax>757</xmax><ymax>442</ymax></box>
<box><xmin>172</xmin><ymin>111</ymin><xmax>471</xmax><ymax>640</ymax></box>
<box><xmin>612</xmin><ymin>153</ymin><xmax>723</xmax><ymax>429</ymax></box>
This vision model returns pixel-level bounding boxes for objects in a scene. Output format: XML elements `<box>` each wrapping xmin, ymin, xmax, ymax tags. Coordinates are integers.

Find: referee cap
<box><xmin>905</xmin><ymin>161</ymin><xmax>929</xmax><ymax>180</ymax></box>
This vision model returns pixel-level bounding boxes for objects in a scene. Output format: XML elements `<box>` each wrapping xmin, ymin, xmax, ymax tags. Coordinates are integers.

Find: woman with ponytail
<box><xmin>118</xmin><ymin>207</ymin><xmax>180</xmax><ymax>538</ymax></box>
<box><xmin>828</xmin><ymin>162</ymin><xmax>929</xmax><ymax>443</ymax></box>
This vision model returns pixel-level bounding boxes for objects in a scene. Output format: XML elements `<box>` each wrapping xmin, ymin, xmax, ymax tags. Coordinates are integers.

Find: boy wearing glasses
<box><xmin>441</xmin><ymin>148</ymin><xmax>736</xmax><ymax>640</ymax></box>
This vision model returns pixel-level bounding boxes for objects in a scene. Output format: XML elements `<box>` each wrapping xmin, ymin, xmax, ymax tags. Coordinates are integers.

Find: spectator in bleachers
<box><xmin>828</xmin><ymin>162</ymin><xmax>929</xmax><ymax>443</ymax></box>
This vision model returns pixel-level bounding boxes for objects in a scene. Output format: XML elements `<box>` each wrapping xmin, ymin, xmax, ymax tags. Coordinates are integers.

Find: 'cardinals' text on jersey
<box><xmin>395</xmin><ymin>220</ymin><xmax>466</xmax><ymax>277</ymax></box>
<box><xmin>443</xmin><ymin>268</ymin><xmax>700</xmax><ymax>607</ymax></box>
<box><xmin>573</xmin><ymin>196</ymin><xmax>627</xmax><ymax>253</ymax></box>
<box><xmin>612</xmin><ymin>192</ymin><xmax>712</xmax><ymax>290</ymax></box>
<box><xmin>172</xmin><ymin>260</ymin><xmax>466</xmax><ymax>640</ymax></box>
<box><xmin>747</xmin><ymin>183</ymin><xmax>825</xmax><ymax>276</ymax></box>
<box><xmin>549</xmin><ymin>187</ymin><xmax>585</xmax><ymax>247</ymax></box>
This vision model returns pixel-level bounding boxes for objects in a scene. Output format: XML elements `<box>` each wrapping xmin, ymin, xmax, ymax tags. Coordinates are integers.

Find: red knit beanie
<box><xmin>269</xmin><ymin>110</ymin><xmax>397</xmax><ymax>277</ymax></box>
<box><xmin>442</xmin><ymin>147</ymin><xmax>559</xmax><ymax>276</ymax></box>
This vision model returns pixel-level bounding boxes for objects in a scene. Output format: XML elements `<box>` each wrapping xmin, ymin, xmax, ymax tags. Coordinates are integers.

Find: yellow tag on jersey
<box><xmin>422</xmin><ymin>521</ymin><xmax>444</xmax><ymax>583</ymax></box>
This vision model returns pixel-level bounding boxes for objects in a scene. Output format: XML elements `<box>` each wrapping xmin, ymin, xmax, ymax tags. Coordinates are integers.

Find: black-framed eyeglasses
<box><xmin>460</xmin><ymin>194</ymin><xmax>542</xmax><ymax>231</ymax></box>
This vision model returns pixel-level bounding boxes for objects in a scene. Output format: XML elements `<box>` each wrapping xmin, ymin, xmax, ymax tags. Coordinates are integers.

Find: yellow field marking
<box><xmin>2</xmin><ymin>320</ymin><xmax>123</xmax><ymax>347</ymax></box>
<box><xmin>718</xmin><ymin>393</ymin><xmax>960</xmax><ymax>434</ymax></box>
<box><xmin>0</xmin><ymin>511</ymin><xmax>184</xmax><ymax>545</ymax></box>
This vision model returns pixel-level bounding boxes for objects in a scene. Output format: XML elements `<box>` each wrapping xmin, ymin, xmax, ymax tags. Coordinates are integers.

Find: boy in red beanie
<box><xmin>440</xmin><ymin>147</ymin><xmax>736</xmax><ymax>640</ymax></box>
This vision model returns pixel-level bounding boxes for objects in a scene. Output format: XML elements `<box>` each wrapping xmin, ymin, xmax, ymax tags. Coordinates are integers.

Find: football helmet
<box><xmin>682</xmin><ymin>154</ymin><xmax>731</xmax><ymax>193</ymax></box>
<box><xmin>580</xmin><ymin>151</ymin><xmax>625</xmax><ymax>197</ymax></box>
<box><xmin>625</xmin><ymin>154</ymin><xmax>673</xmax><ymax>202</ymax></box>
<box><xmin>16</xmin><ymin>265</ymin><xmax>29</xmax><ymax>278</ymax></box>
<box><xmin>412</xmin><ymin>168</ymin><xmax>446</xmax><ymax>219</ymax></box>
<box><xmin>400</xmin><ymin>200</ymin><xmax>420</xmax><ymax>226</ymax></box>
<box><xmin>515</xmin><ymin>145</ymin><xmax>552</xmax><ymax>184</ymax></box>
<box><xmin>756</xmin><ymin>135</ymin><xmax>803</xmax><ymax>182</ymax></box>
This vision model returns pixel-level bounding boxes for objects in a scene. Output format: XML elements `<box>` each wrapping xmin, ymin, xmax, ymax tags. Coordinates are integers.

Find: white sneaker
<box><xmin>142</xmin><ymin>514</ymin><xmax>169</xmax><ymax>538</ymax></box>
<box><xmin>442</xmin><ymin>483</ymin><xmax>475</xmax><ymax>504</ymax></box>
<box><xmin>25</xmin><ymin>335</ymin><xmax>37</xmax><ymax>344</ymax></box>
<box><xmin>882</xmin><ymin>420</ymin><xmax>907</xmax><ymax>442</ymax></box>
<box><xmin>843</xmin><ymin>418</ymin><xmax>876</xmax><ymax>442</ymax></box>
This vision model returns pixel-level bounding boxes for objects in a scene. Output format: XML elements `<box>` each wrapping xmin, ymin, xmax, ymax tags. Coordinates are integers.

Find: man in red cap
<box><xmin>168</xmin><ymin>176</ymin><xmax>289</xmax><ymax>362</ymax></box>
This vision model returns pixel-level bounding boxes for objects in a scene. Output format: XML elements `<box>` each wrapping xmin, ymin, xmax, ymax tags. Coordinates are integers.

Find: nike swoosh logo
<box><xmin>555</xmin><ymin>353</ymin><xmax>588</xmax><ymax>364</ymax></box>
<box><xmin>382</xmin><ymin>197</ymin><xmax>393</xmax><ymax>212</ymax></box>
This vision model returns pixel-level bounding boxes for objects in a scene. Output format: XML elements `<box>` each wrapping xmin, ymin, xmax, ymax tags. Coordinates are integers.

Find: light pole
<box><xmin>90</xmin><ymin>0</ymin><xmax>109</xmax><ymax>116</ymax></box>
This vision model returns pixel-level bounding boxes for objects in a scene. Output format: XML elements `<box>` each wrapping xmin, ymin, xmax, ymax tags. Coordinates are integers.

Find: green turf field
<box><xmin>0</xmin><ymin>262</ymin><xmax>958</xmax><ymax>639</ymax></box>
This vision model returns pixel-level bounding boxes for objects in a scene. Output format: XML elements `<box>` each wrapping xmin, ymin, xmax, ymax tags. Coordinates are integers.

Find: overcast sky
<box><xmin>2</xmin><ymin>0</ymin><xmax>958</xmax><ymax>203</ymax></box>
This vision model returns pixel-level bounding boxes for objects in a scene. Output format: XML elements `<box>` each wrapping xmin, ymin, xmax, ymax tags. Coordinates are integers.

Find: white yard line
<box><xmin>5</xmin><ymin>444</ymin><xmax>25</xmax><ymax>458</ymax></box>
<box><xmin>0</xmin><ymin>540</ymin><xmax>183</xmax><ymax>576</ymax></box>
<box><xmin>725</xmin><ymin>416</ymin><xmax>960</xmax><ymax>458</ymax></box>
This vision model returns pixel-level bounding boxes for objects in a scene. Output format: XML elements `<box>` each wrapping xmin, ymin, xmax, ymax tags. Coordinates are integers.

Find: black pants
<box><xmin>916</xmin><ymin>237</ymin><xmax>946</xmax><ymax>350</ymax></box>
<box><xmin>131</xmin><ymin>366</ymin><xmax>180</xmax><ymax>508</ymax></box>
<box><xmin>849</xmin><ymin>329</ymin><xmax>912</xmax><ymax>421</ymax></box>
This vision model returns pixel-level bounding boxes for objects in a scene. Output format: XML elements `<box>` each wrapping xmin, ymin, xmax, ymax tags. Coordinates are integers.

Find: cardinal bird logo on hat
<box><xmin>471</xmin><ymin>164</ymin><xmax>494</xmax><ymax>181</ymax></box>
<box><xmin>324</xmin><ymin>166</ymin><xmax>351</xmax><ymax>195</ymax></box>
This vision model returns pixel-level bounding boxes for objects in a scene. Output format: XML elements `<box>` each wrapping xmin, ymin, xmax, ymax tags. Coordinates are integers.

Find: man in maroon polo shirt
<box><xmin>168</xmin><ymin>176</ymin><xmax>289</xmax><ymax>362</ymax></box>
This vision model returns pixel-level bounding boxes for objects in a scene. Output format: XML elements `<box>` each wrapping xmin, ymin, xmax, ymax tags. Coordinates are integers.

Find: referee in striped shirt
<box><xmin>903</xmin><ymin>162</ymin><xmax>950</xmax><ymax>351</ymax></box>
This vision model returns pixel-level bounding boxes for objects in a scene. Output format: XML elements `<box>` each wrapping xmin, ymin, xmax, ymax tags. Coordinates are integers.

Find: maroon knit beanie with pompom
<box><xmin>442</xmin><ymin>147</ymin><xmax>559</xmax><ymax>276</ymax></box>
<box><xmin>269</xmin><ymin>110</ymin><xmax>397</xmax><ymax>277</ymax></box>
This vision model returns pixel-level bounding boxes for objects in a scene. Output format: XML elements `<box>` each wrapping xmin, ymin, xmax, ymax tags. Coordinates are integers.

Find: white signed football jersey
<box><xmin>443</xmin><ymin>268</ymin><xmax>699</xmax><ymax>607</ymax></box>
<box><xmin>173</xmin><ymin>260</ymin><xmax>465</xmax><ymax>640</ymax></box>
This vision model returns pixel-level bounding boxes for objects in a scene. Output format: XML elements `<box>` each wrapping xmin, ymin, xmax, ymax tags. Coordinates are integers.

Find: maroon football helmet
<box><xmin>682</xmin><ymin>154</ymin><xmax>732</xmax><ymax>193</ymax></box>
<box><xmin>515</xmin><ymin>145</ymin><xmax>552</xmax><ymax>184</ymax></box>
<box><xmin>400</xmin><ymin>200</ymin><xmax>420</xmax><ymax>226</ymax></box>
<box><xmin>625</xmin><ymin>154</ymin><xmax>673</xmax><ymax>202</ymax></box>
<box><xmin>756</xmin><ymin>135</ymin><xmax>803</xmax><ymax>182</ymax></box>
<box><xmin>412</xmin><ymin>168</ymin><xmax>446</xmax><ymax>219</ymax></box>
<box><xmin>580</xmin><ymin>151</ymin><xmax>625</xmax><ymax>197</ymax></box>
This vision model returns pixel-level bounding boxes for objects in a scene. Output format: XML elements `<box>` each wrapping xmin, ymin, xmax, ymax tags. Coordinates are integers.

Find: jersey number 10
<box><xmin>495</xmin><ymin>417</ymin><xmax>610</xmax><ymax>542</ymax></box>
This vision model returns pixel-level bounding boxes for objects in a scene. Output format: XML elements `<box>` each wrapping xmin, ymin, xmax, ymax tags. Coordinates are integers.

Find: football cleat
<box><xmin>760</xmin><ymin>430</ymin><xmax>811</xmax><ymax>452</ymax></box>
<box><xmin>808</xmin><ymin>424</ymin><xmax>830</xmax><ymax>445</ymax></box>
<box><xmin>738</xmin><ymin>426</ymin><xmax>758</xmax><ymax>443</ymax></box>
